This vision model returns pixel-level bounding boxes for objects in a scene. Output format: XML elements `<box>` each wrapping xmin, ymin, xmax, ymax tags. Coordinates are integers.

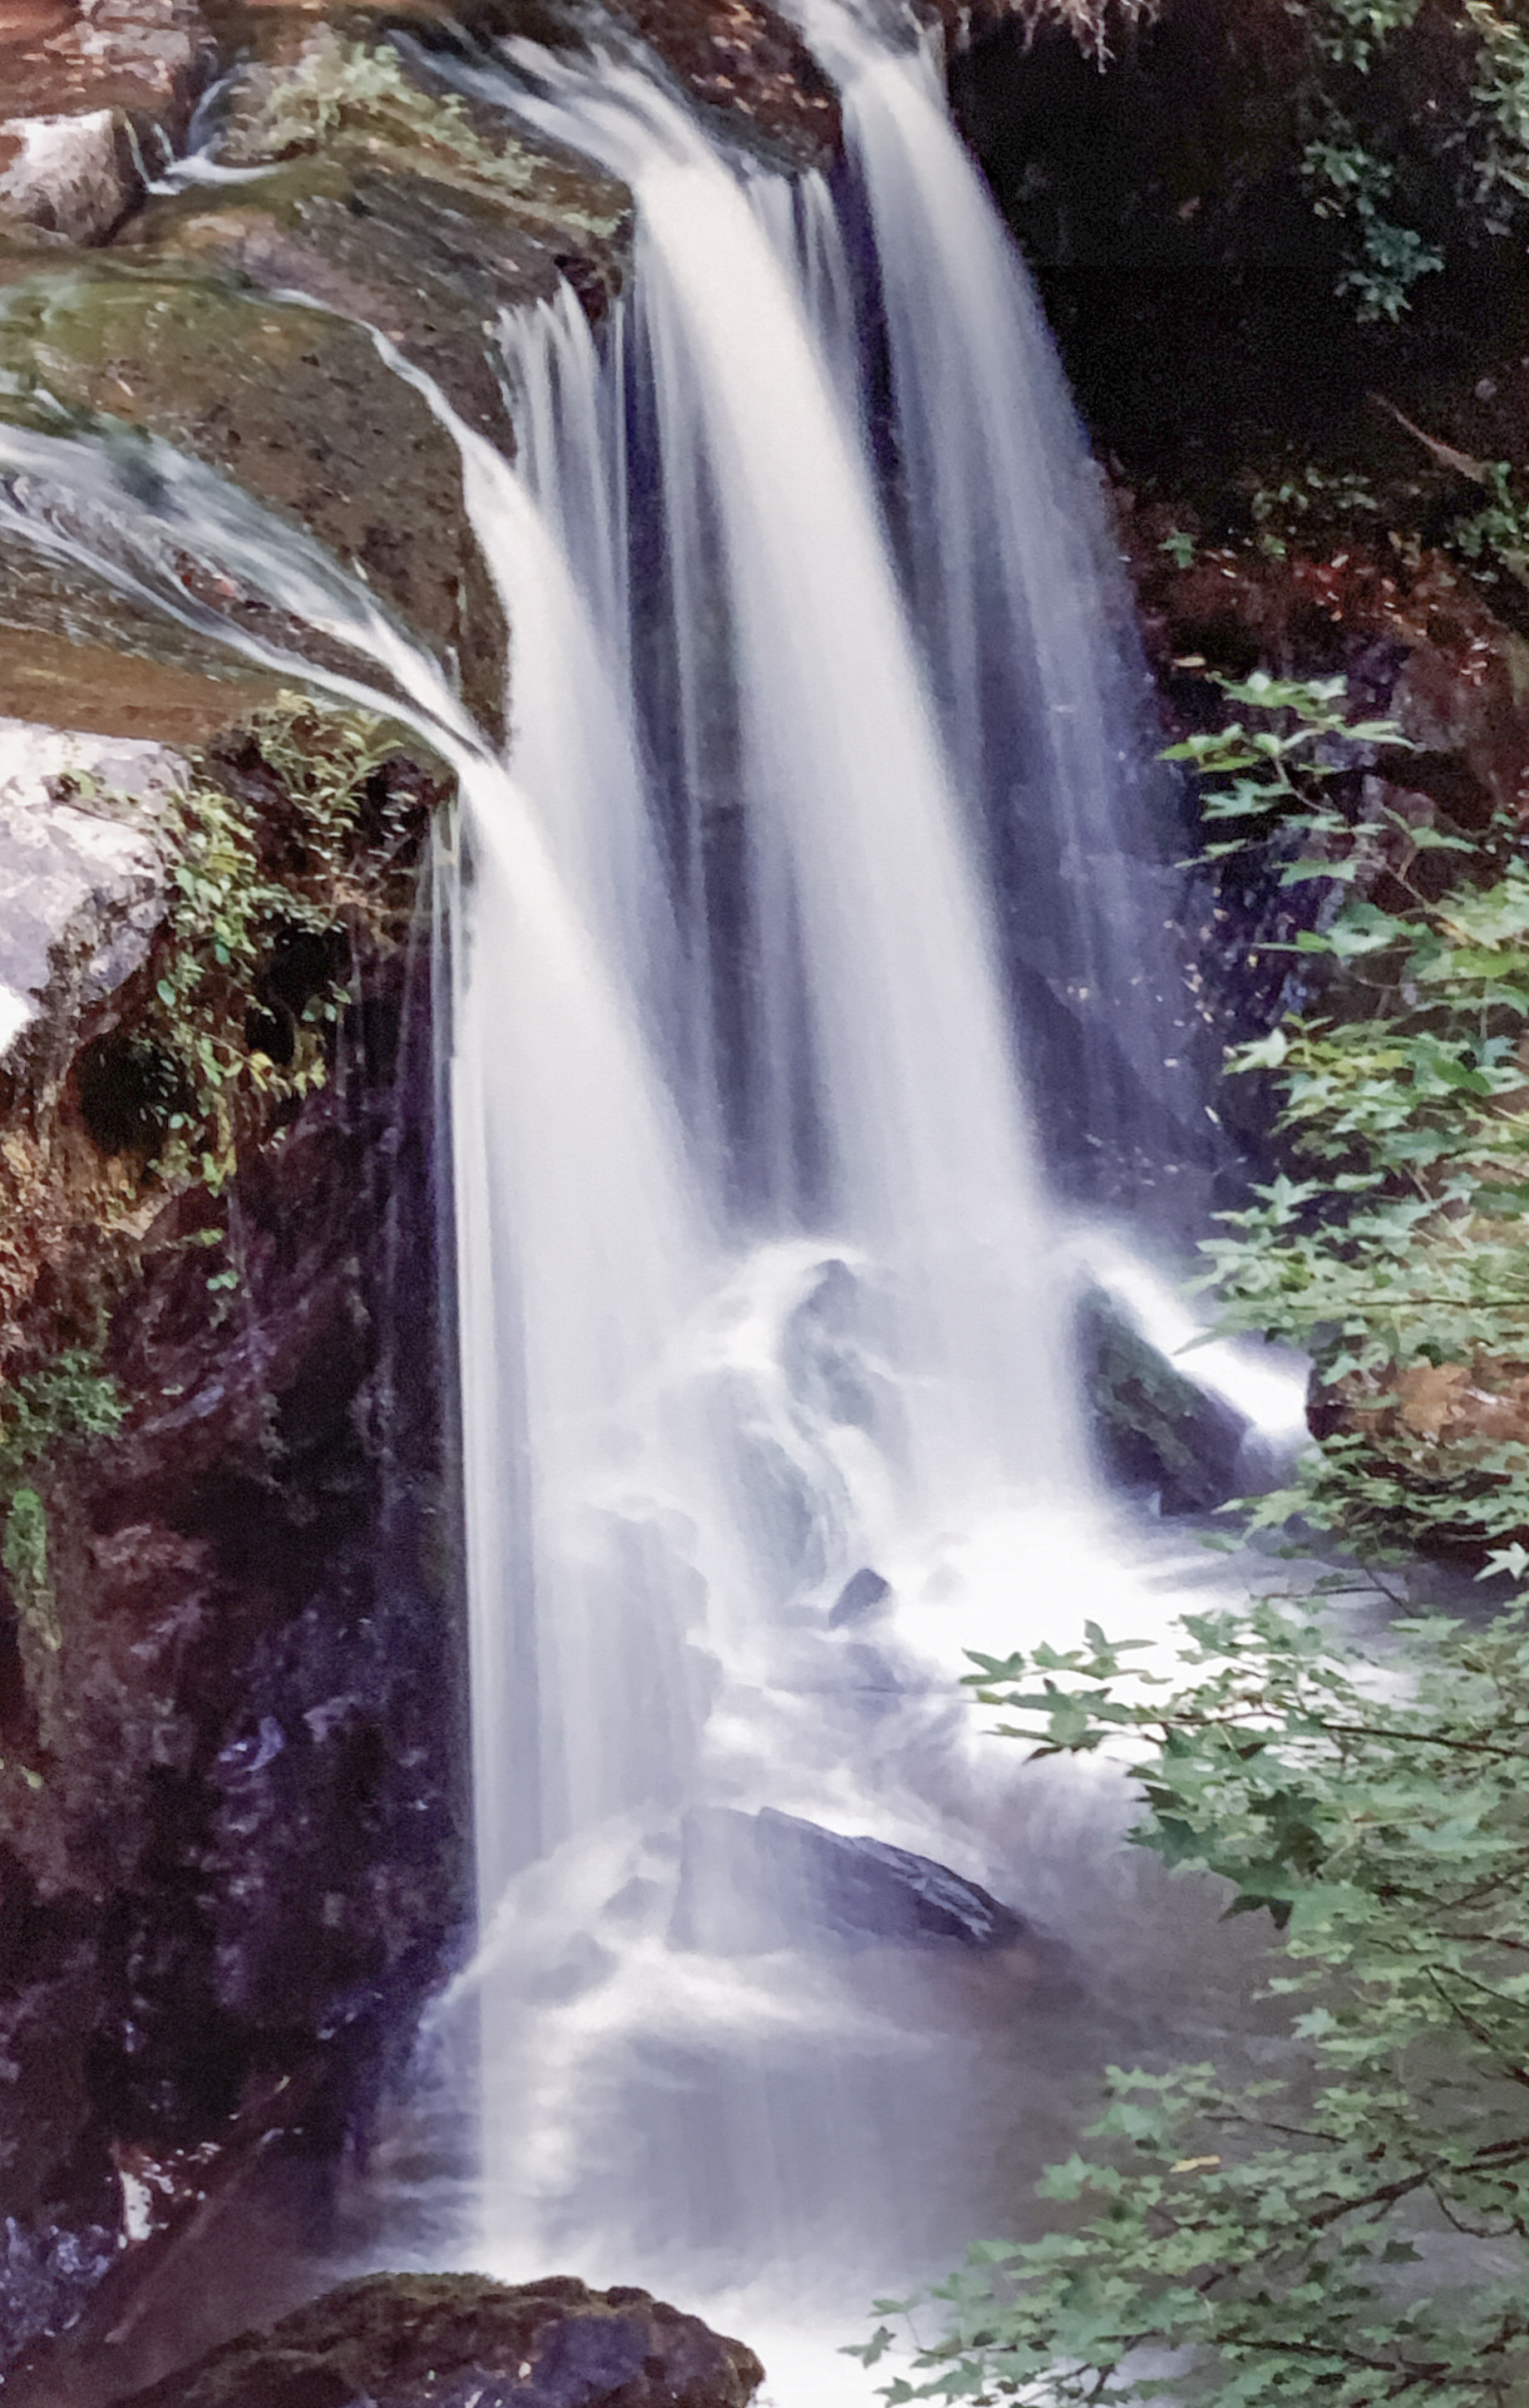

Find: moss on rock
<box><xmin>0</xmin><ymin>264</ymin><xmax>509</xmax><ymax>735</ymax></box>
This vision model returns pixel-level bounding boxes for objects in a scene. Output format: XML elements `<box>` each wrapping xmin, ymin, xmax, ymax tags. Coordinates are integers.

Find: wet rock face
<box><xmin>604</xmin><ymin>0</ymin><xmax>840</xmax><ymax>168</ymax></box>
<box><xmin>112</xmin><ymin>2272</ymin><xmax>767</xmax><ymax>2408</ymax></box>
<box><xmin>121</xmin><ymin>162</ymin><xmax>613</xmax><ymax>448</ymax></box>
<box><xmin>125</xmin><ymin>23</ymin><xmax>634</xmax><ymax>442</ymax></box>
<box><xmin>0</xmin><ymin>269</ymin><xmax>510</xmax><ymax>741</ymax></box>
<box><xmin>0</xmin><ymin>721</ymin><xmax>468</xmax><ymax>2386</ymax></box>
<box><xmin>1078</xmin><ymin>1284</ymin><xmax>1250</xmax><ymax>1514</ymax></box>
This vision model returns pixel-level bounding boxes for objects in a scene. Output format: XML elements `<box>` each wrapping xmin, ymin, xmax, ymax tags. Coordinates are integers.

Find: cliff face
<box><xmin>0</xmin><ymin>713</ymin><xmax>468</xmax><ymax>2398</ymax></box>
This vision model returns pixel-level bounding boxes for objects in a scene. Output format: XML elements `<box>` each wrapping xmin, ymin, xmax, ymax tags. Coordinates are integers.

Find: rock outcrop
<box><xmin>0</xmin><ymin>723</ymin><xmax>181</xmax><ymax>1066</ymax></box>
<box><xmin>111</xmin><ymin>2272</ymin><xmax>766</xmax><ymax>2408</ymax></box>
<box><xmin>673</xmin><ymin>1804</ymin><xmax>1035</xmax><ymax>1954</ymax></box>
<box><xmin>0</xmin><ymin>707</ymin><xmax>466</xmax><ymax>2389</ymax></box>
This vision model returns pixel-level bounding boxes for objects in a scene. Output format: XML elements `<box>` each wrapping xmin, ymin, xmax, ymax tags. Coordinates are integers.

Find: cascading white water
<box><xmin>766</xmin><ymin>14</ymin><xmax>1211</xmax><ymax>1218</ymax></box>
<box><xmin>0</xmin><ymin>33</ymin><xmax>1309</xmax><ymax>2396</ymax></box>
<box><xmin>500</xmin><ymin>56</ymin><xmax>1080</xmax><ymax>1513</ymax></box>
<box><xmin>411</xmin><ymin>27</ymin><xmax>1285</xmax><ymax>2397</ymax></box>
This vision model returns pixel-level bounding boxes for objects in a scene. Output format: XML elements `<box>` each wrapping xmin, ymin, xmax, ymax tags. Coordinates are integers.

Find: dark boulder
<box><xmin>111</xmin><ymin>2272</ymin><xmax>765</xmax><ymax>2408</ymax></box>
<box><xmin>672</xmin><ymin>1804</ymin><xmax>1030</xmax><ymax>1952</ymax></box>
<box><xmin>1078</xmin><ymin>1283</ymin><xmax>1251</xmax><ymax>1513</ymax></box>
<box><xmin>826</xmin><ymin>1567</ymin><xmax>890</xmax><ymax>1626</ymax></box>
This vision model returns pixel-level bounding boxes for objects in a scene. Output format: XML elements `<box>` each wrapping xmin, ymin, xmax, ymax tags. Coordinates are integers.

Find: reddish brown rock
<box><xmin>0</xmin><ymin>0</ymin><xmax>212</xmax><ymax>150</ymax></box>
<box><xmin>608</xmin><ymin>0</ymin><xmax>840</xmax><ymax>167</ymax></box>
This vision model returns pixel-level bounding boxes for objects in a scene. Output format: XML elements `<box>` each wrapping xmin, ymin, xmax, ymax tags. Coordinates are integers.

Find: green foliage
<box><xmin>1300</xmin><ymin>110</ymin><xmax>1444</xmax><ymax>320</ymax></box>
<box><xmin>2</xmin><ymin>1489</ymin><xmax>52</xmax><ymax>1651</ymax></box>
<box><xmin>1284</xmin><ymin>0</ymin><xmax>1529</xmax><ymax>320</ymax></box>
<box><xmin>138</xmin><ymin>693</ymin><xmax>401</xmax><ymax>1191</ymax></box>
<box><xmin>1461</xmin><ymin>0</ymin><xmax>1529</xmax><ymax>226</ymax></box>
<box><xmin>1449</xmin><ymin>459</ymin><xmax>1529</xmax><ymax>590</ymax></box>
<box><xmin>0</xmin><ymin>1351</ymin><xmax>126</xmax><ymax>1489</ymax></box>
<box><xmin>0</xmin><ymin>1350</ymin><xmax>126</xmax><ymax>1711</ymax></box>
<box><xmin>855</xmin><ymin>1599</ymin><xmax>1529</xmax><ymax>2405</ymax></box>
<box><xmin>1171</xmin><ymin>671</ymin><xmax>1529</xmax><ymax>1557</ymax></box>
<box><xmin>1247</xmin><ymin>465</ymin><xmax>1382</xmax><ymax>560</ymax></box>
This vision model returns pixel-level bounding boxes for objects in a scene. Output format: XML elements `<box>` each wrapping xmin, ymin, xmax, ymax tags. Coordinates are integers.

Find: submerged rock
<box><xmin>827</xmin><ymin>1565</ymin><xmax>891</xmax><ymax>1625</ymax></box>
<box><xmin>672</xmin><ymin>1804</ymin><xmax>1031</xmax><ymax>1952</ymax></box>
<box><xmin>111</xmin><ymin>2272</ymin><xmax>766</xmax><ymax>2408</ymax></box>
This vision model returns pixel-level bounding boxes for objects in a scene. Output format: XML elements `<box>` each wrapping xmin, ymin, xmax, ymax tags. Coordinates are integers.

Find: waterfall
<box><xmin>424</xmin><ymin>26</ymin><xmax>1225</xmax><ymax>2393</ymax></box>
<box><xmin>0</xmin><ymin>17</ymin><xmax>1291</xmax><ymax>2393</ymax></box>
<box><xmin>762</xmin><ymin>17</ymin><xmax>1212</xmax><ymax>1219</ymax></box>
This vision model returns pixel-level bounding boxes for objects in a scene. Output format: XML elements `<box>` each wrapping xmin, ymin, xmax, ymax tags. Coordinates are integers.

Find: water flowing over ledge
<box><xmin>0</xmin><ymin>10</ymin><xmax>1305</xmax><ymax>2394</ymax></box>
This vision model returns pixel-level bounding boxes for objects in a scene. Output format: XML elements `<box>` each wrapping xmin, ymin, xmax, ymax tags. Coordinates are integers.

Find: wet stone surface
<box><xmin>0</xmin><ymin>719</ymin><xmax>182</xmax><ymax>1068</ymax></box>
<box><xmin>673</xmin><ymin>1803</ymin><xmax>1035</xmax><ymax>1953</ymax></box>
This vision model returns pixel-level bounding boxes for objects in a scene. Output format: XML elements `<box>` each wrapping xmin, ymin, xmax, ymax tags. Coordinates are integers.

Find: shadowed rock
<box><xmin>672</xmin><ymin>1804</ymin><xmax>1031</xmax><ymax>1952</ymax></box>
<box><xmin>111</xmin><ymin>2272</ymin><xmax>766</xmax><ymax>2408</ymax></box>
<box><xmin>827</xmin><ymin>1565</ymin><xmax>890</xmax><ymax>1625</ymax></box>
<box><xmin>1079</xmin><ymin>1284</ymin><xmax>1252</xmax><ymax>1513</ymax></box>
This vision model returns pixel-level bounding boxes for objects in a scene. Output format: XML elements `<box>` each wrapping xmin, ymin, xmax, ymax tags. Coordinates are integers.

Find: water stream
<box><xmin>0</xmin><ymin>14</ymin><xmax>1308</xmax><ymax>2393</ymax></box>
<box><xmin>422</xmin><ymin>17</ymin><xmax>1298</xmax><ymax>2396</ymax></box>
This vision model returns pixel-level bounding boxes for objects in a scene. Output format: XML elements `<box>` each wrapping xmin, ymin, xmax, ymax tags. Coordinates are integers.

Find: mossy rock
<box><xmin>115</xmin><ymin>2272</ymin><xmax>767</xmax><ymax>2407</ymax></box>
<box><xmin>0</xmin><ymin>264</ymin><xmax>507</xmax><ymax>737</ymax></box>
<box><xmin>210</xmin><ymin>1</ymin><xmax>836</xmax><ymax>172</ymax></box>
<box><xmin>118</xmin><ymin>148</ymin><xmax>623</xmax><ymax>442</ymax></box>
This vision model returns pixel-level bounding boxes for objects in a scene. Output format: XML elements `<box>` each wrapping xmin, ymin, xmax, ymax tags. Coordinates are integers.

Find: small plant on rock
<box><xmin>0</xmin><ymin>1351</ymin><xmax>125</xmax><ymax>1748</ymax></box>
<box><xmin>135</xmin><ymin>693</ymin><xmax>411</xmax><ymax>1191</ymax></box>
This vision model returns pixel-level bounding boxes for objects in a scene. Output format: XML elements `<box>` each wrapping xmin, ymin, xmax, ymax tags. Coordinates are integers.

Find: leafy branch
<box><xmin>1176</xmin><ymin>671</ymin><xmax>1529</xmax><ymax>1557</ymax></box>
<box><xmin>854</xmin><ymin>1601</ymin><xmax>1529</xmax><ymax>2405</ymax></box>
